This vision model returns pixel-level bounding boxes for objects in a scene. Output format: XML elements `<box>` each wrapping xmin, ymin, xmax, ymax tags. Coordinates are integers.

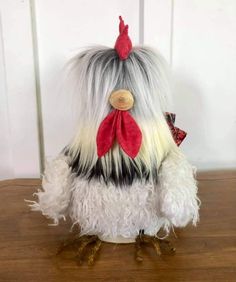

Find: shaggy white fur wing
<box><xmin>28</xmin><ymin>155</ymin><xmax>72</xmax><ymax>225</ymax></box>
<box><xmin>158</xmin><ymin>149</ymin><xmax>200</xmax><ymax>227</ymax></box>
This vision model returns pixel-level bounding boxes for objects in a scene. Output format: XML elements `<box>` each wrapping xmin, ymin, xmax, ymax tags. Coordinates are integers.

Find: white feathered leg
<box><xmin>158</xmin><ymin>149</ymin><xmax>200</xmax><ymax>228</ymax></box>
<box><xmin>28</xmin><ymin>154</ymin><xmax>73</xmax><ymax>225</ymax></box>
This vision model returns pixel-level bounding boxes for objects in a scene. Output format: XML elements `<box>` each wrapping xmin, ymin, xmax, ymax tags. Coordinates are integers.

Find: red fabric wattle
<box><xmin>115</xmin><ymin>16</ymin><xmax>132</xmax><ymax>60</ymax></box>
<box><xmin>96</xmin><ymin>110</ymin><xmax>142</xmax><ymax>158</ymax></box>
<box><xmin>96</xmin><ymin>110</ymin><xmax>186</xmax><ymax>158</ymax></box>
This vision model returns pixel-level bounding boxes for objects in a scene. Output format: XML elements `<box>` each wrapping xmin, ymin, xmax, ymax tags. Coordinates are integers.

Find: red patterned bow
<box><xmin>165</xmin><ymin>112</ymin><xmax>187</xmax><ymax>146</ymax></box>
<box><xmin>96</xmin><ymin>110</ymin><xmax>142</xmax><ymax>158</ymax></box>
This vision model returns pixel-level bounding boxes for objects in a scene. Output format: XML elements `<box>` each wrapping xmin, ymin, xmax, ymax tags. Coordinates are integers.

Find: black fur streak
<box><xmin>65</xmin><ymin>150</ymin><xmax>158</xmax><ymax>187</ymax></box>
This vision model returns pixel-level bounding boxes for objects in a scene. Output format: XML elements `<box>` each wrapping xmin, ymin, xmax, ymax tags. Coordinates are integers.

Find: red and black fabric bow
<box><xmin>165</xmin><ymin>112</ymin><xmax>187</xmax><ymax>146</ymax></box>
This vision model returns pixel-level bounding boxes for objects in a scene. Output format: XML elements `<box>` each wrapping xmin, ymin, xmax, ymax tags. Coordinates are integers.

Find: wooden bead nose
<box><xmin>109</xmin><ymin>89</ymin><xmax>134</xmax><ymax>111</ymax></box>
<box><xmin>118</xmin><ymin>97</ymin><xmax>126</xmax><ymax>103</ymax></box>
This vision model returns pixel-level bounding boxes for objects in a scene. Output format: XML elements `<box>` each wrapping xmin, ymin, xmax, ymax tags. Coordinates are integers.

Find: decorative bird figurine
<box><xmin>28</xmin><ymin>16</ymin><xmax>199</xmax><ymax>265</ymax></box>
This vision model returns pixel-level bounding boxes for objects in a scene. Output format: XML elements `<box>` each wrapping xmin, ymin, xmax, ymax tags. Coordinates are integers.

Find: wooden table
<box><xmin>0</xmin><ymin>171</ymin><xmax>236</xmax><ymax>282</ymax></box>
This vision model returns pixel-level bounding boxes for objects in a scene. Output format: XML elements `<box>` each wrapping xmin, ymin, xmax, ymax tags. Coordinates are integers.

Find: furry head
<box><xmin>66</xmin><ymin>45</ymin><xmax>178</xmax><ymax>186</ymax></box>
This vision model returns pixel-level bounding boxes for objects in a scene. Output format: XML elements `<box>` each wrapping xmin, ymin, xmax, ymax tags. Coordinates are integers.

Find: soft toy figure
<box><xmin>28</xmin><ymin>16</ymin><xmax>199</xmax><ymax>265</ymax></box>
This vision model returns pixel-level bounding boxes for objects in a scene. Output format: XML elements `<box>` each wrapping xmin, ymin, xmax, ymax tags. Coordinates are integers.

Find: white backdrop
<box><xmin>0</xmin><ymin>0</ymin><xmax>236</xmax><ymax>179</ymax></box>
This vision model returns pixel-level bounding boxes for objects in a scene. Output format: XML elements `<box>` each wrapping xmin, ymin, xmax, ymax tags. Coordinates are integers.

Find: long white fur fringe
<box><xmin>158</xmin><ymin>150</ymin><xmax>200</xmax><ymax>227</ymax></box>
<box><xmin>27</xmin><ymin>155</ymin><xmax>73</xmax><ymax>225</ymax></box>
<box><xmin>28</xmin><ymin>151</ymin><xmax>199</xmax><ymax>239</ymax></box>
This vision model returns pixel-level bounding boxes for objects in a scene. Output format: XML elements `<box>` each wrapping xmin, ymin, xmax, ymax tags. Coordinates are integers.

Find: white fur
<box><xmin>28</xmin><ymin>155</ymin><xmax>72</xmax><ymax>225</ymax></box>
<box><xmin>30</xmin><ymin>149</ymin><xmax>199</xmax><ymax>238</ymax></box>
<box><xmin>28</xmin><ymin>46</ymin><xmax>200</xmax><ymax>239</ymax></box>
<box><xmin>158</xmin><ymin>149</ymin><xmax>200</xmax><ymax>227</ymax></box>
<box><xmin>69</xmin><ymin>178</ymin><xmax>170</xmax><ymax>239</ymax></box>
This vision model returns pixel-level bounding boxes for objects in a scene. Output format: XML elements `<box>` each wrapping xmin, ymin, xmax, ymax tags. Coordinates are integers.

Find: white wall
<box><xmin>0</xmin><ymin>0</ymin><xmax>40</xmax><ymax>178</ymax></box>
<box><xmin>0</xmin><ymin>0</ymin><xmax>236</xmax><ymax>179</ymax></box>
<box><xmin>172</xmin><ymin>0</ymin><xmax>236</xmax><ymax>170</ymax></box>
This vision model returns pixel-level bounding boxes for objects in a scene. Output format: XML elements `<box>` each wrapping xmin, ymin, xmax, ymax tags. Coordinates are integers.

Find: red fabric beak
<box><xmin>96</xmin><ymin>110</ymin><xmax>142</xmax><ymax>158</ymax></box>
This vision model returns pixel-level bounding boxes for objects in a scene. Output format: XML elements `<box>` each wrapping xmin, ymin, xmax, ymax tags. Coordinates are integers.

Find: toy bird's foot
<box><xmin>57</xmin><ymin>234</ymin><xmax>102</xmax><ymax>266</ymax></box>
<box><xmin>75</xmin><ymin>235</ymin><xmax>102</xmax><ymax>265</ymax></box>
<box><xmin>135</xmin><ymin>232</ymin><xmax>175</xmax><ymax>262</ymax></box>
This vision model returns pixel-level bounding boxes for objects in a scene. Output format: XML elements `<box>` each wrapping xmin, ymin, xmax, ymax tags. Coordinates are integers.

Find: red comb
<box><xmin>115</xmin><ymin>16</ymin><xmax>132</xmax><ymax>60</ymax></box>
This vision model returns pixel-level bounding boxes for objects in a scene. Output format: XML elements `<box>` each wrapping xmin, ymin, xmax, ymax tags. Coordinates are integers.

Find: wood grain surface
<box><xmin>0</xmin><ymin>171</ymin><xmax>236</xmax><ymax>282</ymax></box>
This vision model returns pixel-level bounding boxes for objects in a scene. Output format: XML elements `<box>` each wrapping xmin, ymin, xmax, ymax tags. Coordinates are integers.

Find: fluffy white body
<box><xmin>30</xmin><ymin>149</ymin><xmax>199</xmax><ymax>242</ymax></box>
<box><xmin>29</xmin><ymin>46</ymin><xmax>200</xmax><ymax>243</ymax></box>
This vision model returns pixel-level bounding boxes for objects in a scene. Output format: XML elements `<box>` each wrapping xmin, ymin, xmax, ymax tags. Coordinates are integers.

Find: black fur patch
<box><xmin>65</xmin><ymin>150</ymin><xmax>158</xmax><ymax>187</ymax></box>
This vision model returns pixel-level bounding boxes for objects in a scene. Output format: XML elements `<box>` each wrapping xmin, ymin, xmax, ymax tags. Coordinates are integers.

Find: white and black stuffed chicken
<box><xmin>29</xmin><ymin>17</ymin><xmax>199</xmax><ymax>263</ymax></box>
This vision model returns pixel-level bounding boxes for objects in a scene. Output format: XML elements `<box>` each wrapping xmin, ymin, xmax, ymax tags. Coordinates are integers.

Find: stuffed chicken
<box><xmin>28</xmin><ymin>16</ymin><xmax>199</xmax><ymax>264</ymax></box>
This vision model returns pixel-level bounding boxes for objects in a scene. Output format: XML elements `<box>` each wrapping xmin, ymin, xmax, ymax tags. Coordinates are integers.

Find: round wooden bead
<box><xmin>109</xmin><ymin>89</ymin><xmax>134</xmax><ymax>111</ymax></box>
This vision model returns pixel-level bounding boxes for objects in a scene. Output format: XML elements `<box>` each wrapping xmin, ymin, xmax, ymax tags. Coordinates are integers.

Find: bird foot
<box><xmin>57</xmin><ymin>232</ymin><xmax>175</xmax><ymax>265</ymax></box>
<box><xmin>135</xmin><ymin>233</ymin><xmax>175</xmax><ymax>262</ymax></box>
<box><xmin>57</xmin><ymin>234</ymin><xmax>102</xmax><ymax>266</ymax></box>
